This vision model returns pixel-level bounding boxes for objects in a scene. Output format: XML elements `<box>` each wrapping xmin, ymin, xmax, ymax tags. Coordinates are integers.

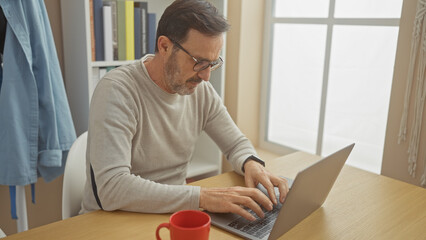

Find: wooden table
<box><xmin>6</xmin><ymin>152</ymin><xmax>426</xmax><ymax>239</ymax></box>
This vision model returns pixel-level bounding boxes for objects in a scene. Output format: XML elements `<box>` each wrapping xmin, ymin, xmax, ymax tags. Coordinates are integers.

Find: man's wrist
<box><xmin>242</xmin><ymin>155</ymin><xmax>265</xmax><ymax>173</ymax></box>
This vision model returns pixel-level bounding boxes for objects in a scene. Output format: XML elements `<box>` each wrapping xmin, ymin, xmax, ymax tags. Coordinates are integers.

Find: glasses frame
<box><xmin>169</xmin><ymin>38</ymin><xmax>223</xmax><ymax>72</ymax></box>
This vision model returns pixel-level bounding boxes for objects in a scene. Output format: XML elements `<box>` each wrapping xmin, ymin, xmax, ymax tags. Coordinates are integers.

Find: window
<box><xmin>260</xmin><ymin>0</ymin><xmax>403</xmax><ymax>173</ymax></box>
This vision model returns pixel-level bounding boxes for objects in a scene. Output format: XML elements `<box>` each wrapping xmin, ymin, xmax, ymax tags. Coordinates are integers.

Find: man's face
<box><xmin>163</xmin><ymin>49</ymin><xmax>203</xmax><ymax>95</ymax></box>
<box><xmin>163</xmin><ymin>29</ymin><xmax>223</xmax><ymax>95</ymax></box>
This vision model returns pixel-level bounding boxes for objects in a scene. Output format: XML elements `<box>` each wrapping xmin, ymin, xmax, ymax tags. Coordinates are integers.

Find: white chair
<box><xmin>62</xmin><ymin>131</ymin><xmax>88</xmax><ymax>219</ymax></box>
<box><xmin>0</xmin><ymin>227</ymin><xmax>6</xmax><ymax>238</ymax></box>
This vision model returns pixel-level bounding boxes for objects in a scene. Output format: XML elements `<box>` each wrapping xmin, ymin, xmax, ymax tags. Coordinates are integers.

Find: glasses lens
<box><xmin>194</xmin><ymin>61</ymin><xmax>211</xmax><ymax>72</ymax></box>
<box><xmin>193</xmin><ymin>57</ymin><xmax>223</xmax><ymax>72</ymax></box>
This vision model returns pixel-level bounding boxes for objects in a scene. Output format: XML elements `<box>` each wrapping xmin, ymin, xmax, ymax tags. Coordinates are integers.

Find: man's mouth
<box><xmin>187</xmin><ymin>78</ymin><xmax>203</xmax><ymax>85</ymax></box>
<box><xmin>189</xmin><ymin>78</ymin><xmax>202</xmax><ymax>83</ymax></box>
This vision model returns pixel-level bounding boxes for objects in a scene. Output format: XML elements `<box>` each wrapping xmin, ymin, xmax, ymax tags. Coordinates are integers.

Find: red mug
<box><xmin>156</xmin><ymin>210</ymin><xmax>211</xmax><ymax>240</ymax></box>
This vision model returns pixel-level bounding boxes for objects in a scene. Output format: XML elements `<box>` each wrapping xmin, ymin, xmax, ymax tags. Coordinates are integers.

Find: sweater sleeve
<box><xmin>85</xmin><ymin>78</ymin><xmax>200</xmax><ymax>213</ymax></box>
<box><xmin>202</xmin><ymin>84</ymin><xmax>257</xmax><ymax>176</ymax></box>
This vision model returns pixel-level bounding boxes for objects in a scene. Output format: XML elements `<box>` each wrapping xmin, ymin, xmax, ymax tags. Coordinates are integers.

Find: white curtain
<box><xmin>398</xmin><ymin>0</ymin><xmax>426</xmax><ymax>187</ymax></box>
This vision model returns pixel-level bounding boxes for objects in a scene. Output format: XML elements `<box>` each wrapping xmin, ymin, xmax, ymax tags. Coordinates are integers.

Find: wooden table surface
<box><xmin>6</xmin><ymin>152</ymin><xmax>426</xmax><ymax>240</ymax></box>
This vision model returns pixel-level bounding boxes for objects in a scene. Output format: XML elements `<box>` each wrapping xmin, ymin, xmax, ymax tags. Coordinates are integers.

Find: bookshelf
<box><xmin>60</xmin><ymin>0</ymin><xmax>227</xmax><ymax>179</ymax></box>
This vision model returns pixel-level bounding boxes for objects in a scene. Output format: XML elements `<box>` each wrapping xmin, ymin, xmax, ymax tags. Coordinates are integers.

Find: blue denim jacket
<box><xmin>0</xmin><ymin>0</ymin><xmax>76</xmax><ymax>186</ymax></box>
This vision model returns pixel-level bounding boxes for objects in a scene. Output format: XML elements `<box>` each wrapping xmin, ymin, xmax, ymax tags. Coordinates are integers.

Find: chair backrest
<box><xmin>62</xmin><ymin>131</ymin><xmax>88</xmax><ymax>219</ymax></box>
<box><xmin>0</xmin><ymin>227</ymin><xmax>6</xmax><ymax>238</ymax></box>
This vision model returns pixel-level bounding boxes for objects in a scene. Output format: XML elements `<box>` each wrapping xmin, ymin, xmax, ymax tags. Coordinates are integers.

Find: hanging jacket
<box><xmin>0</xmin><ymin>0</ymin><xmax>76</xmax><ymax>186</ymax></box>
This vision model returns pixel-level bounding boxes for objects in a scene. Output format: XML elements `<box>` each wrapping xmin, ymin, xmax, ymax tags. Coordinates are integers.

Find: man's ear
<box><xmin>157</xmin><ymin>36</ymin><xmax>172</xmax><ymax>56</ymax></box>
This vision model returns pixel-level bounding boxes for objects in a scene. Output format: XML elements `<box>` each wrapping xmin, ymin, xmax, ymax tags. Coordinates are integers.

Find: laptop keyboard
<box><xmin>227</xmin><ymin>204</ymin><xmax>282</xmax><ymax>239</ymax></box>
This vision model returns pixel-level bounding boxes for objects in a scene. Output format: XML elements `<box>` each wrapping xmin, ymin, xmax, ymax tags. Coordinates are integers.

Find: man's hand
<box><xmin>199</xmin><ymin>187</ymin><xmax>274</xmax><ymax>221</ymax></box>
<box><xmin>243</xmin><ymin>160</ymin><xmax>289</xmax><ymax>205</ymax></box>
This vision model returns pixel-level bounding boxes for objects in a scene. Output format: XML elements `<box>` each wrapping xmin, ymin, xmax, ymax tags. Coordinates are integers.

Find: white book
<box><xmin>141</xmin><ymin>7</ymin><xmax>147</xmax><ymax>55</ymax></box>
<box><xmin>103</xmin><ymin>5</ymin><xmax>113</xmax><ymax>61</ymax></box>
<box><xmin>110</xmin><ymin>1</ymin><xmax>118</xmax><ymax>60</ymax></box>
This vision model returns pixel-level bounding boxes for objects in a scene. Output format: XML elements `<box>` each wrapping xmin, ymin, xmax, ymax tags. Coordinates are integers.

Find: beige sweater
<box><xmin>80</xmin><ymin>55</ymin><xmax>256</xmax><ymax>214</ymax></box>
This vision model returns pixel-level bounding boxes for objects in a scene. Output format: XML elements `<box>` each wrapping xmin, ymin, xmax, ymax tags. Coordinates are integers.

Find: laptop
<box><xmin>206</xmin><ymin>144</ymin><xmax>355</xmax><ymax>240</ymax></box>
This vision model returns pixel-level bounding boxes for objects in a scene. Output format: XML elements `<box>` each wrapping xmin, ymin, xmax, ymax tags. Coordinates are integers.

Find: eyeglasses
<box><xmin>169</xmin><ymin>39</ymin><xmax>223</xmax><ymax>72</ymax></box>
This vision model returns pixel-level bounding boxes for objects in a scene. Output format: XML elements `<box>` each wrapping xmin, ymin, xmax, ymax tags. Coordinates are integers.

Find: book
<box><xmin>117</xmin><ymin>0</ymin><xmax>126</xmax><ymax>60</ymax></box>
<box><xmin>135</xmin><ymin>2</ymin><xmax>148</xmax><ymax>56</ymax></box>
<box><xmin>125</xmin><ymin>0</ymin><xmax>135</xmax><ymax>60</ymax></box>
<box><xmin>93</xmin><ymin>0</ymin><xmax>104</xmax><ymax>61</ymax></box>
<box><xmin>89</xmin><ymin>0</ymin><xmax>95</xmax><ymax>61</ymax></box>
<box><xmin>103</xmin><ymin>5</ymin><xmax>113</xmax><ymax>61</ymax></box>
<box><xmin>147</xmin><ymin>13</ymin><xmax>156</xmax><ymax>54</ymax></box>
<box><xmin>134</xmin><ymin>7</ymin><xmax>141</xmax><ymax>59</ymax></box>
<box><xmin>109</xmin><ymin>1</ymin><xmax>118</xmax><ymax>61</ymax></box>
<box><xmin>106</xmin><ymin>66</ymin><xmax>116</xmax><ymax>72</ymax></box>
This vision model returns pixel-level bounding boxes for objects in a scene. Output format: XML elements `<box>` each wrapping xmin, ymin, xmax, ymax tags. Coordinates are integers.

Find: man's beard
<box><xmin>164</xmin><ymin>52</ymin><xmax>202</xmax><ymax>95</ymax></box>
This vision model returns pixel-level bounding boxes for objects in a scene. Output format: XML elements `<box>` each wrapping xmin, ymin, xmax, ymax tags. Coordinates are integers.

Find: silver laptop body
<box><xmin>207</xmin><ymin>144</ymin><xmax>355</xmax><ymax>240</ymax></box>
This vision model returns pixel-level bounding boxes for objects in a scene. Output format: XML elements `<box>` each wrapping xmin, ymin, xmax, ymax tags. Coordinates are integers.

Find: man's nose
<box><xmin>197</xmin><ymin>67</ymin><xmax>211</xmax><ymax>82</ymax></box>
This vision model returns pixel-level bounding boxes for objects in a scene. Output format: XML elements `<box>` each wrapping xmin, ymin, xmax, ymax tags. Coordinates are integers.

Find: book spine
<box><xmin>147</xmin><ymin>13</ymin><xmax>156</xmax><ymax>54</ymax></box>
<box><xmin>117</xmin><ymin>0</ymin><xmax>126</xmax><ymax>61</ymax></box>
<box><xmin>140</xmin><ymin>2</ymin><xmax>148</xmax><ymax>56</ymax></box>
<box><xmin>110</xmin><ymin>1</ymin><xmax>118</xmax><ymax>61</ymax></box>
<box><xmin>93</xmin><ymin>0</ymin><xmax>104</xmax><ymax>61</ymax></box>
<box><xmin>89</xmin><ymin>0</ymin><xmax>95</xmax><ymax>61</ymax></box>
<box><xmin>103</xmin><ymin>5</ymin><xmax>113</xmax><ymax>61</ymax></box>
<box><xmin>134</xmin><ymin>6</ymin><xmax>142</xmax><ymax>59</ymax></box>
<box><xmin>125</xmin><ymin>0</ymin><xmax>135</xmax><ymax>60</ymax></box>
<box><xmin>106</xmin><ymin>66</ymin><xmax>116</xmax><ymax>72</ymax></box>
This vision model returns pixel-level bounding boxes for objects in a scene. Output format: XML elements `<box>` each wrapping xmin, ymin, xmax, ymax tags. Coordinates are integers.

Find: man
<box><xmin>81</xmin><ymin>0</ymin><xmax>288</xmax><ymax>221</ymax></box>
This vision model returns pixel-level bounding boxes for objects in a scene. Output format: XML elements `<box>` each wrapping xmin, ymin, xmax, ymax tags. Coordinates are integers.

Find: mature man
<box><xmin>81</xmin><ymin>0</ymin><xmax>288</xmax><ymax>221</ymax></box>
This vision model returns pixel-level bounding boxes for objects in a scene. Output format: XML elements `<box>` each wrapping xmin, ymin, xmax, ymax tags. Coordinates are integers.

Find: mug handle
<box><xmin>156</xmin><ymin>223</ymin><xmax>170</xmax><ymax>240</ymax></box>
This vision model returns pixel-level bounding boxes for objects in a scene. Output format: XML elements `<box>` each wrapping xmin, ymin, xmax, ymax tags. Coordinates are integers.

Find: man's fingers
<box><xmin>277</xmin><ymin>179</ymin><xmax>289</xmax><ymax>203</ymax></box>
<box><xmin>270</xmin><ymin>177</ymin><xmax>289</xmax><ymax>203</ymax></box>
<box><xmin>200</xmin><ymin>186</ymin><xmax>275</xmax><ymax>221</ymax></box>
<box><xmin>234</xmin><ymin>187</ymin><xmax>273</xmax><ymax>212</ymax></box>
<box><xmin>255</xmin><ymin>176</ymin><xmax>278</xmax><ymax>206</ymax></box>
<box><xmin>236</xmin><ymin>195</ymin><xmax>265</xmax><ymax>219</ymax></box>
<box><xmin>263</xmin><ymin>181</ymin><xmax>278</xmax><ymax>206</ymax></box>
<box><xmin>229</xmin><ymin>204</ymin><xmax>256</xmax><ymax>221</ymax></box>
